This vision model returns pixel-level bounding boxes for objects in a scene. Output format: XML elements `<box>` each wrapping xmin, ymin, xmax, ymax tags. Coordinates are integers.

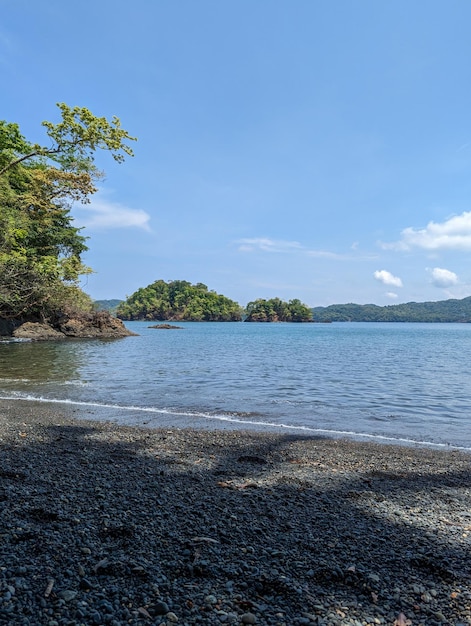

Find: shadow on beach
<box><xmin>0</xmin><ymin>407</ymin><xmax>470</xmax><ymax>625</ymax></box>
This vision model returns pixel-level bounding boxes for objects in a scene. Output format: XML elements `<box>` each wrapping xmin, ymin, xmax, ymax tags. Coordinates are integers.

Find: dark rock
<box><xmin>0</xmin><ymin>318</ymin><xmax>19</xmax><ymax>337</ymax></box>
<box><xmin>152</xmin><ymin>601</ymin><xmax>170</xmax><ymax>615</ymax></box>
<box><xmin>57</xmin><ymin>311</ymin><xmax>137</xmax><ymax>338</ymax></box>
<box><xmin>148</xmin><ymin>324</ymin><xmax>184</xmax><ymax>330</ymax></box>
<box><xmin>12</xmin><ymin>322</ymin><xmax>66</xmax><ymax>341</ymax></box>
<box><xmin>10</xmin><ymin>311</ymin><xmax>137</xmax><ymax>340</ymax></box>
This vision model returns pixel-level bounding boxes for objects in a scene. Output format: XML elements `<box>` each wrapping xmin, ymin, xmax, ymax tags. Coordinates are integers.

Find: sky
<box><xmin>2</xmin><ymin>1</ymin><xmax>471</xmax><ymax>307</ymax></box>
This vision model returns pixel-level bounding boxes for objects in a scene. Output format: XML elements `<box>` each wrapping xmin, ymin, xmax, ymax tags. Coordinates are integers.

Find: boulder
<box><xmin>13</xmin><ymin>322</ymin><xmax>66</xmax><ymax>341</ymax></box>
<box><xmin>57</xmin><ymin>311</ymin><xmax>137</xmax><ymax>338</ymax></box>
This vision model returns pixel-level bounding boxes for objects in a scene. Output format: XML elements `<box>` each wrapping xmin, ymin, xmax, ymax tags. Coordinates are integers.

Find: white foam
<box><xmin>1</xmin><ymin>394</ymin><xmax>469</xmax><ymax>452</ymax></box>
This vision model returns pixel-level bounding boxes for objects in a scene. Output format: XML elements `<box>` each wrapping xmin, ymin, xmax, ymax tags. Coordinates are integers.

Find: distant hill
<box><xmin>93</xmin><ymin>299</ymin><xmax>123</xmax><ymax>314</ymax></box>
<box><xmin>311</xmin><ymin>296</ymin><xmax>471</xmax><ymax>323</ymax></box>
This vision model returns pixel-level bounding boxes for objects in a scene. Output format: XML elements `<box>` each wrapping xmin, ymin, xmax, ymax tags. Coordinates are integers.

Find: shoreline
<box><xmin>0</xmin><ymin>400</ymin><xmax>470</xmax><ymax>625</ymax></box>
<box><xmin>1</xmin><ymin>397</ymin><xmax>469</xmax><ymax>454</ymax></box>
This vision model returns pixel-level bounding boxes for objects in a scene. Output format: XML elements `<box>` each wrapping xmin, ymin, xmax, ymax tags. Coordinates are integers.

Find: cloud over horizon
<box><xmin>374</xmin><ymin>270</ymin><xmax>403</xmax><ymax>287</ymax></box>
<box><xmin>383</xmin><ymin>211</ymin><xmax>471</xmax><ymax>251</ymax></box>
<box><xmin>429</xmin><ymin>267</ymin><xmax>459</xmax><ymax>288</ymax></box>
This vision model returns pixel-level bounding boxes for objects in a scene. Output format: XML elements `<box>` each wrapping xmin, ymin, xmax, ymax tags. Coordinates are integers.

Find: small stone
<box><xmin>434</xmin><ymin>612</ymin><xmax>447</xmax><ymax>622</ymax></box>
<box><xmin>166</xmin><ymin>612</ymin><xmax>178</xmax><ymax>623</ymax></box>
<box><xmin>205</xmin><ymin>594</ymin><xmax>218</xmax><ymax>605</ymax></box>
<box><xmin>154</xmin><ymin>601</ymin><xmax>170</xmax><ymax>615</ymax></box>
<box><xmin>81</xmin><ymin>547</ymin><xmax>91</xmax><ymax>555</ymax></box>
<box><xmin>58</xmin><ymin>590</ymin><xmax>78</xmax><ymax>602</ymax></box>
<box><xmin>79</xmin><ymin>578</ymin><xmax>95</xmax><ymax>590</ymax></box>
<box><xmin>241</xmin><ymin>613</ymin><xmax>257</xmax><ymax>624</ymax></box>
<box><xmin>90</xmin><ymin>610</ymin><xmax>103</xmax><ymax>624</ymax></box>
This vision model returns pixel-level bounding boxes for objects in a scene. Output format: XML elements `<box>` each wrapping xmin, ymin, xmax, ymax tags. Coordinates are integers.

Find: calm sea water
<box><xmin>1</xmin><ymin>321</ymin><xmax>470</xmax><ymax>450</ymax></box>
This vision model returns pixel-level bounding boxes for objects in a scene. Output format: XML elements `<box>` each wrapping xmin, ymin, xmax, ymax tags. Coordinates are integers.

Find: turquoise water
<box><xmin>1</xmin><ymin>321</ymin><xmax>470</xmax><ymax>450</ymax></box>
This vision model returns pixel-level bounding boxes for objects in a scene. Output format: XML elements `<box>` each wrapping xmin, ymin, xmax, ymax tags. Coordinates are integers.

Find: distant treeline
<box><xmin>311</xmin><ymin>297</ymin><xmax>471</xmax><ymax>323</ymax></box>
<box><xmin>113</xmin><ymin>280</ymin><xmax>313</xmax><ymax>322</ymax></box>
<box><xmin>97</xmin><ymin>286</ymin><xmax>471</xmax><ymax>323</ymax></box>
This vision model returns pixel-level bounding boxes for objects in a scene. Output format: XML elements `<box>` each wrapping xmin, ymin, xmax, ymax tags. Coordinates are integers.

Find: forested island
<box><xmin>116</xmin><ymin>283</ymin><xmax>313</xmax><ymax>322</ymax></box>
<box><xmin>116</xmin><ymin>280</ymin><xmax>243</xmax><ymax>321</ymax></box>
<box><xmin>245</xmin><ymin>297</ymin><xmax>312</xmax><ymax>322</ymax></box>
<box><xmin>115</xmin><ymin>284</ymin><xmax>471</xmax><ymax>324</ymax></box>
<box><xmin>311</xmin><ymin>297</ymin><xmax>471</xmax><ymax>322</ymax></box>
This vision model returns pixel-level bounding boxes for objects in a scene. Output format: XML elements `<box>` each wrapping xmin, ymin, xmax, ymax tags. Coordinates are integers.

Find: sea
<box><xmin>1</xmin><ymin>321</ymin><xmax>470</xmax><ymax>451</ymax></box>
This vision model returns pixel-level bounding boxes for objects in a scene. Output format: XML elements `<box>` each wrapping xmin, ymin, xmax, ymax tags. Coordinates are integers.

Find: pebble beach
<box><xmin>0</xmin><ymin>400</ymin><xmax>470</xmax><ymax>626</ymax></box>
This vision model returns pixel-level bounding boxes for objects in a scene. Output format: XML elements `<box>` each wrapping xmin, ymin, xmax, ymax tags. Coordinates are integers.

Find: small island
<box><xmin>244</xmin><ymin>297</ymin><xmax>312</xmax><ymax>322</ymax></box>
<box><xmin>116</xmin><ymin>281</ymin><xmax>314</xmax><ymax>323</ymax></box>
<box><xmin>117</xmin><ymin>280</ymin><xmax>243</xmax><ymax>322</ymax></box>
<box><xmin>148</xmin><ymin>323</ymin><xmax>184</xmax><ymax>330</ymax></box>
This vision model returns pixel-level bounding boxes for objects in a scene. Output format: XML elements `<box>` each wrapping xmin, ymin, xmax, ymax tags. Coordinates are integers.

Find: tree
<box><xmin>245</xmin><ymin>297</ymin><xmax>312</xmax><ymax>322</ymax></box>
<box><xmin>0</xmin><ymin>104</ymin><xmax>136</xmax><ymax>320</ymax></box>
<box><xmin>117</xmin><ymin>280</ymin><xmax>243</xmax><ymax>322</ymax></box>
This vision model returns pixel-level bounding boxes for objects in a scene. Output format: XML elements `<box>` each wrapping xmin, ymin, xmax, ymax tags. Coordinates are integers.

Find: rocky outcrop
<box><xmin>56</xmin><ymin>311</ymin><xmax>137</xmax><ymax>338</ymax></box>
<box><xmin>148</xmin><ymin>324</ymin><xmax>183</xmax><ymax>330</ymax></box>
<box><xmin>12</xmin><ymin>322</ymin><xmax>66</xmax><ymax>341</ymax></box>
<box><xmin>10</xmin><ymin>311</ymin><xmax>137</xmax><ymax>341</ymax></box>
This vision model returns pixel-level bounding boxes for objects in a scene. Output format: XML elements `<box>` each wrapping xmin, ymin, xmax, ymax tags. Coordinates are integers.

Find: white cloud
<box><xmin>237</xmin><ymin>238</ymin><xmax>303</xmax><ymax>253</ymax></box>
<box><xmin>386</xmin><ymin>292</ymin><xmax>399</xmax><ymax>299</ymax></box>
<box><xmin>75</xmin><ymin>198</ymin><xmax>151</xmax><ymax>231</ymax></box>
<box><xmin>429</xmin><ymin>267</ymin><xmax>459</xmax><ymax>288</ymax></box>
<box><xmin>383</xmin><ymin>211</ymin><xmax>471</xmax><ymax>251</ymax></box>
<box><xmin>236</xmin><ymin>237</ymin><xmax>364</xmax><ymax>260</ymax></box>
<box><xmin>374</xmin><ymin>270</ymin><xmax>403</xmax><ymax>287</ymax></box>
<box><xmin>305</xmin><ymin>249</ymin><xmax>347</xmax><ymax>259</ymax></box>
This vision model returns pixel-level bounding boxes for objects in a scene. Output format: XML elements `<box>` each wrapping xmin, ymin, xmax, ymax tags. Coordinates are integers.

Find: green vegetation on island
<box><xmin>311</xmin><ymin>297</ymin><xmax>471</xmax><ymax>323</ymax></box>
<box><xmin>117</xmin><ymin>282</ymin><xmax>314</xmax><ymax>322</ymax></box>
<box><xmin>0</xmin><ymin>104</ymin><xmax>135</xmax><ymax>324</ymax></box>
<box><xmin>117</xmin><ymin>280</ymin><xmax>243</xmax><ymax>321</ymax></box>
<box><xmin>245</xmin><ymin>297</ymin><xmax>312</xmax><ymax>322</ymax></box>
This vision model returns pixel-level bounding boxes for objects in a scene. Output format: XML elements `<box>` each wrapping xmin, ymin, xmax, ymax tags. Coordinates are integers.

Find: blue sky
<box><xmin>2</xmin><ymin>0</ymin><xmax>471</xmax><ymax>307</ymax></box>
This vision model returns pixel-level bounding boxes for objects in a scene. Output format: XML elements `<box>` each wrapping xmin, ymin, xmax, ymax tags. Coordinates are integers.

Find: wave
<box><xmin>1</xmin><ymin>394</ymin><xmax>470</xmax><ymax>452</ymax></box>
<box><xmin>0</xmin><ymin>338</ymin><xmax>32</xmax><ymax>343</ymax></box>
<box><xmin>0</xmin><ymin>379</ymin><xmax>87</xmax><ymax>387</ymax></box>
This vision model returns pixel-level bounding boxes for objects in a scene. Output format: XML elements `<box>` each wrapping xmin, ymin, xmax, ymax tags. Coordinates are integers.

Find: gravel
<box><xmin>0</xmin><ymin>400</ymin><xmax>470</xmax><ymax>626</ymax></box>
